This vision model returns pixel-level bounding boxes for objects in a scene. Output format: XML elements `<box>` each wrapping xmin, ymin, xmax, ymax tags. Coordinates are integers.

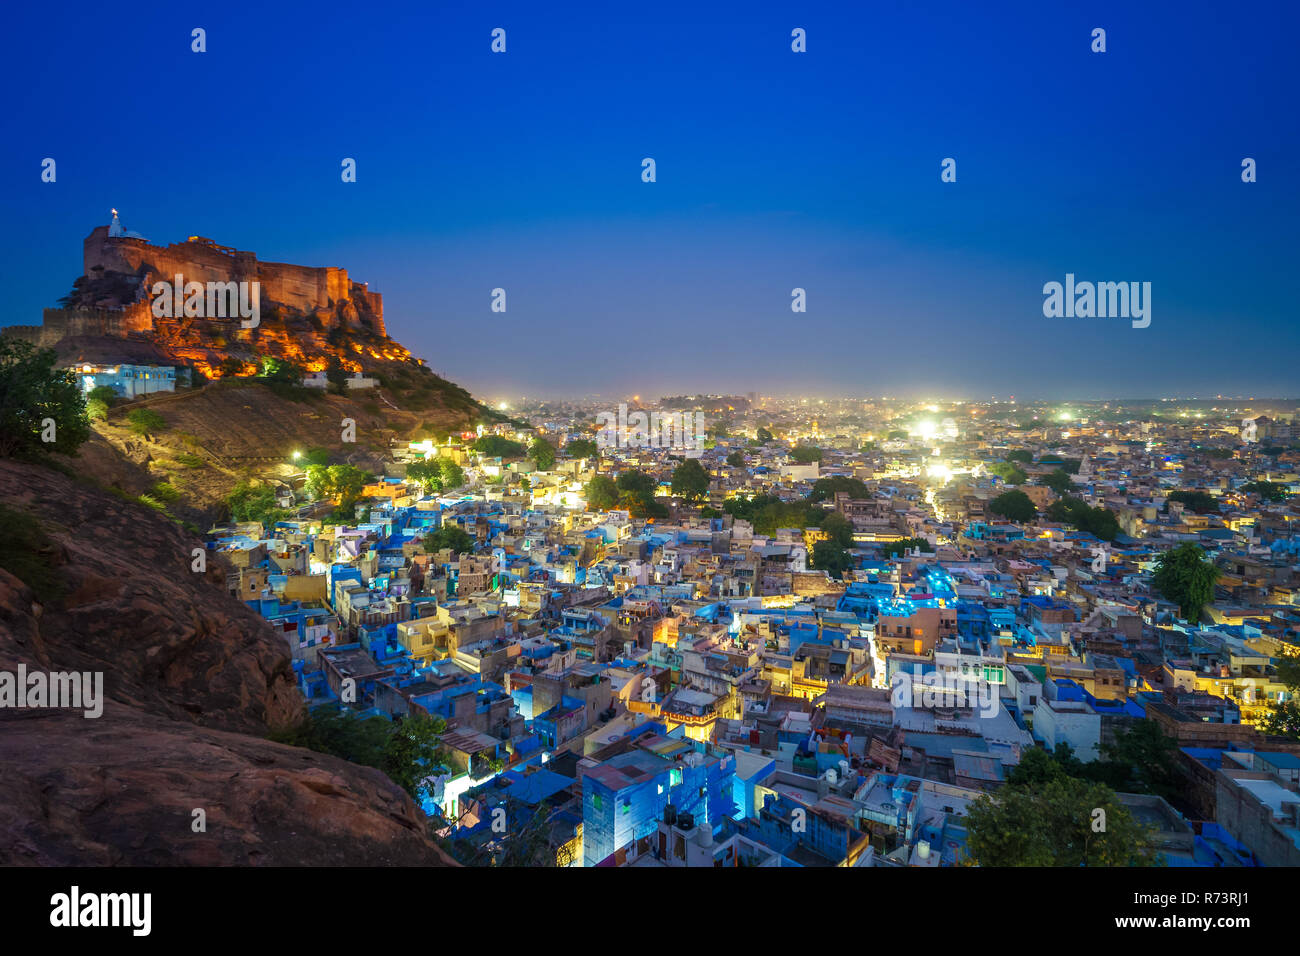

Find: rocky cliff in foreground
<box><xmin>0</xmin><ymin>459</ymin><xmax>456</xmax><ymax>866</ymax></box>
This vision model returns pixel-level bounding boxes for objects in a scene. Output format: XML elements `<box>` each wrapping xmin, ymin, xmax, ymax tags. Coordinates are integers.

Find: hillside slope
<box><xmin>83</xmin><ymin>376</ymin><xmax>482</xmax><ymax>521</ymax></box>
<box><xmin>0</xmin><ymin>459</ymin><xmax>456</xmax><ymax>866</ymax></box>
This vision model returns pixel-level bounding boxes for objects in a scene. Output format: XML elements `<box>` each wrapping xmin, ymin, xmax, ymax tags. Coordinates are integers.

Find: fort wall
<box><xmin>82</xmin><ymin>227</ymin><xmax>385</xmax><ymax>335</ymax></box>
<box><xmin>6</xmin><ymin>304</ymin><xmax>154</xmax><ymax>347</ymax></box>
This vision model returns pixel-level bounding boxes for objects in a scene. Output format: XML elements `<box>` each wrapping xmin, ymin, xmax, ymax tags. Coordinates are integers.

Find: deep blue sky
<box><xmin>3</xmin><ymin>0</ymin><xmax>1297</xmax><ymax>401</ymax></box>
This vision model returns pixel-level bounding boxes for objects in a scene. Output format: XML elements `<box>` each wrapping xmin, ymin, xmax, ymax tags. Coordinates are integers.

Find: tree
<box><xmin>1260</xmin><ymin>657</ymin><xmax>1300</xmax><ymax>740</ymax></box>
<box><xmin>819</xmin><ymin>511</ymin><xmax>855</xmax><ymax>549</ymax></box>
<box><xmin>1006</xmin><ymin>449</ymin><xmax>1034</xmax><ymax>463</ymax></box>
<box><xmin>615</xmin><ymin>470</ymin><xmax>667</xmax><ymax>519</ymax></box>
<box><xmin>226</xmin><ymin>482</ymin><xmax>285</xmax><ymax>527</ymax></box>
<box><xmin>327</xmin><ymin>464</ymin><xmax>370</xmax><ymax>514</ymax></box>
<box><xmin>1151</xmin><ymin>542</ymin><xmax>1219</xmax><ymax>622</ymax></box>
<box><xmin>789</xmin><ymin>445</ymin><xmax>823</xmax><ymax>463</ymax></box>
<box><xmin>382</xmin><ymin>715</ymin><xmax>449</xmax><ymax>802</ymax></box>
<box><xmin>808</xmin><ymin>476</ymin><xmax>871</xmax><ymax>503</ymax></box>
<box><xmin>1166</xmin><ymin>490</ymin><xmax>1220</xmax><ymax>515</ymax></box>
<box><xmin>1094</xmin><ymin>721</ymin><xmax>1183</xmax><ymax>802</ymax></box>
<box><xmin>671</xmin><ymin>458</ymin><xmax>711</xmax><ymax>501</ymax></box>
<box><xmin>258</xmin><ymin>355</ymin><xmax>301</xmax><ymax>382</ymax></box>
<box><xmin>87</xmin><ymin>384</ymin><xmax>119</xmax><ymax>406</ymax></box>
<box><xmin>529</xmin><ymin>437</ymin><xmax>556</xmax><ymax>471</ymax></box>
<box><xmin>304</xmin><ymin>463</ymin><xmax>373</xmax><ymax>516</ymax></box>
<box><xmin>988</xmin><ymin>489</ymin><xmax>1037</xmax><ymax>523</ymax></box>
<box><xmin>474</xmin><ymin>435</ymin><xmax>526</xmax><ymax>459</ymax></box>
<box><xmin>989</xmin><ymin>461</ymin><xmax>1028</xmax><ymax>485</ymax></box>
<box><xmin>423</xmin><ymin>524</ymin><xmax>476</xmax><ymax>556</ymax></box>
<box><xmin>566</xmin><ymin>438</ymin><xmax>599</xmax><ymax>459</ymax></box>
<box><xmin>270</xmin><ymin>710</ymin><xmax>447</xmax><ymax>804</ymax></box>
<box><xmin>882</xmin><ymin>537</ymin><xmax>933</xmax><ymax>557</ymax></box>
<box><xmin>887</xmin><ymin>429</ymin><xmax>908</xmax><ymax>440</ymax></box>
<box><xmin>584</xmin><ymin>474</ymin><xmax>619</xmax><ymax>510</ymax></box>
<box><xmin>812</xmin><ymin>540</ymin><xmax>852</xmax><ymax>579</ymax></box>
<box><xmin>1040</xmin><ymin>468</ymin><xmax>1073</xmax><ymax>495</ymax></box>
<box><xmin>325</xmin><ymin>355</ymin><xmax>349</xmax><ymax>394</ymax></box>
<box><xmin>726</xmin><ymin>450</ymin><xmax>746</xmax><ymax>468</ymax></box>
<box><xmin>966</xmin><ymin>770</ymin><xmax>1158</xmax><ymax>866</ymax></box>
<box><xmin>1045</xmin><ymin>496</ymin><xmax>1119</xmax><ymax>541</ymax></box>
<box><xmin>1240</xmin><ymin>480</ymin><xmax>1288</xmax><ymax>502</ymax></box>
<box><xmin>755</xmin><ymin>426</ymin><xmax>774</xmax><ymax>444</ymax></box>
<box><xmin>407</xmin><ymin>459</ymin><xmax>445</xmax><ymax>493</ymax></box>
<box><xmin>0</xmin><ymin>339</ymin><xmax>91</xmax><ymax>459</ymax></box>
<box><xmin>440</xmin><ymin>460</ymin><xmax>466</xmax><ymax>489</ymax></box>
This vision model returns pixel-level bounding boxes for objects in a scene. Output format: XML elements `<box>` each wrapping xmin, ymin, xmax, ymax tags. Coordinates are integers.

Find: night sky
<box><xmin>3</xmin><ymin>0</ymin><xmax>1297</xmax><ymax>400</ymax></box>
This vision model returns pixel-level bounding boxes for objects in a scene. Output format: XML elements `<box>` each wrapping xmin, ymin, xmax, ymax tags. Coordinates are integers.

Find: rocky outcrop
<box><xmin>0</xmin><ymin>710</ymin><xmax>449</xmax><ymax>866</ymax></box>
<box><xmin>0</xmin><ymin>460</ymin><xmax>456</xmax><ymax>866</ymax></box>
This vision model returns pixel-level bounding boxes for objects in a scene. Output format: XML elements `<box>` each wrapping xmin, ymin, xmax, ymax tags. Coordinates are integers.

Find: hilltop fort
<box><xmin>5</xmin><ymin>210</ymin><xmax>404</xmax><ymax>378</ymax></box>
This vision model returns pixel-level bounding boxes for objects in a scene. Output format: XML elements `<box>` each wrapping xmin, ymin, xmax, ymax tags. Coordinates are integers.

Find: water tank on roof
<box><xmin>917</xmin><ymin>840</ymin><xmax>931</xmax><ymax>860</ymax></box>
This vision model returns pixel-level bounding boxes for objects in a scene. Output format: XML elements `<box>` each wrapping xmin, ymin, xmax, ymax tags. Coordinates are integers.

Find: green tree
<box><xmin>671</xmin><ymin>458</ymin><xmax>711</xmax><ymax>501</ymax></box>
<box><xmin>755</xmin><ymin>426</ymin><xmax>774</xmax><ymax>444</ymax></box>
<box><xmin>812</xmin><ymin>540</ymin><xmax>853</xmax><ymax>579</ymax></box>
<box><xmin>258</xmin><ymin>355</ymin><xmax>301</xmax><ymax>382</ymax></box>
<box><xmin>966</xmin><ymin>772</ymin><xmax>1158</xmax><ymax>866</ymax></box>
<box><xmin>407</xmin><ymin>459</ymin><xmax>446</xmax><ymax>493</ymax></box>
<box><xmin>1045</xmin><ymin>496</ymin><xmax>1119</xmax><ymax>542</ymax></box>
<box><xmin>989</xmin><ymin>461</ymin><xmax>1028</xmax><ymax>485</ymax></box>
<box><xmin>226</xmin><ymin>482</ymin><xmax>285</xmax><ymax>527</ymax></box>
<box><xmin>820</xmin><ymin>511</ymin><xmax>855</xmax><ymax>549</ymax></box>
<box><xmin>382</xmin><ymin>715</ymin><xmax>450</xmax><ymax>802</ymax></box>
<box><xmin>808</xmin><ymin>476</ymin><xmax>871</xmax><ymax>503</ymax></box>
<box><xmin>475</xmin><ymin>435</ymin><xmax>527</xmax><ymax>459</ymax></box>
<box><xmin>1093</xmin><ymin>721</ymin><xmax>1183</xmax><ymax>802</ymax></box>
<box><xmin>327</xmin><ymin>464</ymin><xmax>371</xmax><ymax>514</ymax></box>
<box><xmin>882</xmin><ymin>537</ymin><xmax>934</xmax><ymax>557</ymax></box>
<box><xmin>1040</xmin><ymin>468</ymin><xmax>1073</xmax><ymax>495</ymax></box>
<box><xmin>1151</xmin><ymin>542</ymin><xmax>1219</xmax><ymax>621</ymax></box>
<box><xmin>423</xmin><ymin>524</ymin><xmax>476</xmax><ymax>556</ymax></box>
<box><xmin>988</xmin><ymin>489</ymin><xmax>1037</xmax><ymax>523</ymax></box>
<box><xmin>529</xmin><ymin>437</ymin><xmax>557</xmax><ymax>471</ymax></box>
<box><xmin>1260</xmin><ymin>657</ymin><xmax>1300</xmax><ymax>740</ymax></box>
<box><xmin>584</xmin><ymin>474</ymin><xmax>620</xmax><ymax>510</ymax></box>
<box><xmin>87</xmin><ymin>384</ymin><xmax>119</xmax><ymax>406</ymax></box>
<box><xmin>726</xmin><ymin>450</ymin><xmax>746</xmax><ymax>468</ymax></box>
<box><xmin>440</xmin><ymin>460</ymin><xmax>465</xmax><ymax>489</ymax></box>
<box><xmin>0</xmin><ymin>339</ymin><xmax>91</xmax><ymax>459</ymax></box>
<box><xmin>1166</xmin><ymin>490</ymin><xmax>1220</xmax><ymax>515</ymax></box>
<box><xmin>615</xmin><ymin>471</ymin><xmax>668</xmax><ymax>519</ymax></box>
<box><xmin>566</xmin><ymin>438</ymin><xmax>599</xmax><ymax>459</ymax></box>
<box><xmin>1006</xmin><ymin>449</ymin><xmax>1034</xmax><ymax>463</ymax></box>
<box><xmin>1240</xmin><ymin>480</ymin><xmax>1288</xmax><ymax>502</ymax></box>
<box><xmin>789</xmin><ymin>445</ymin><xmax>823</xmax><ymax>463</ymax></box>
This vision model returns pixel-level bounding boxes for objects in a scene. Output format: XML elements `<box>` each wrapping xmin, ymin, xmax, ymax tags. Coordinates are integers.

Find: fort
<box><xmin>3</xmin><ymin>211</ymin><xmax>403</xmax><ymax>377</ymax></box>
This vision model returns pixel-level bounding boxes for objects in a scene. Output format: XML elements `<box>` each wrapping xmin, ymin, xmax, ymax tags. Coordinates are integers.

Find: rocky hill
<box><xmin>0</xmin><ymin>459</ymin><xmax>457</xmax><ymax>866</ymax></box>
